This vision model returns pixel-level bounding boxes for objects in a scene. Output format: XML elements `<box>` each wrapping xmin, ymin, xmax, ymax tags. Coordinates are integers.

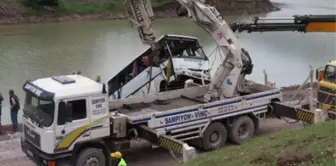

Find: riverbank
<box><xmin>0</xmin><ymin>0</ymin><xmax>280</xmax><ymax>25</ymax></box>
<box><xmin>182</xmin><ymin>120</ymin><xmax>336</xmax><ymax>166</ymax></box>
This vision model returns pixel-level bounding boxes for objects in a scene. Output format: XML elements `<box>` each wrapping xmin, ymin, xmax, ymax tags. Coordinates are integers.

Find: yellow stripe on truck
<box><xmin>319</xmin><ymin>80</ymin><xmax>336</xmax><ymax>90</ymax></box>
<box><xmin>56</xmin><ymin>125</ymin><xmax>90</xmax><ymax>149</ymax></box>
<box><xmin>166</xmin><ymin>58</ymin><xmax>172</xmax><ymax>82</ymax></box>
<box><xmin>55</xmin><ymin>116</ymin><xmax>108</xmax><ymax>151</ymax></box>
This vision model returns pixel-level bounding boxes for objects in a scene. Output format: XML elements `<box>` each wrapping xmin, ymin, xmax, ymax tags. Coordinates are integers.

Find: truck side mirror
<box><xmin>66</xmin><ymin>103</ymin><xmax>73</xmax><ymax>122</ymax></box>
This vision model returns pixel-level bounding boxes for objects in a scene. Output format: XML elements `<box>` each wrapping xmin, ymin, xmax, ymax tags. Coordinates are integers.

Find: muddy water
<box><xmin>0</xmin><ymin>0</ymin><xmax>335</xmax><ymax>125</ymax></box>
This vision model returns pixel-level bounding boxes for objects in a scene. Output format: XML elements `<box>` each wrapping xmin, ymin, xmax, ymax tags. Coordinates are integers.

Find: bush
<box><xmin>21</xmin><ymin>0</ymin><xmax>58</xmax><ymax>9</ymax></box>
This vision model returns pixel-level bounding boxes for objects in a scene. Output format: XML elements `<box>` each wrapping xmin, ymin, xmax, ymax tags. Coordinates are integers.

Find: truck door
<box><xmin>89</xmin><ymin>95</ymin><xmax>110</xmax><ymax>140</ymax></box>
<box><xmin>54</xmin><ymin>97</ymin><xmax>90</xmax><ymax>152</ymax></box>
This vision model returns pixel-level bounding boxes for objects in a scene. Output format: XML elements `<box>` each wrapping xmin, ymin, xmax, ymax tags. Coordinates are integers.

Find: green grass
<box><xmin>5</xmin><ymin>0</ymin><xmax>174</xmax><ymax>15</ymax></box>
<box><xmin>182</xmin><ymin>121</ymin><xmax>336</xmax><ymax>166</ymax></box>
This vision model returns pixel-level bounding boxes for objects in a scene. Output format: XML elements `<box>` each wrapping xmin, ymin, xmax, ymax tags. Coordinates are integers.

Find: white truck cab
<box><xmin>21</xmin><ymin>75</ymin><xmax>111</xmax><ymax>165</ymax></box>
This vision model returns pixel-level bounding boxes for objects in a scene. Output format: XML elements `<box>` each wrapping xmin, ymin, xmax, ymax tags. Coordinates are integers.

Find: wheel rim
<box><xmin>85</xmin><ymin>157</ymin><xmax>100</xmax><ymax>166</ymax></box>
<box><xmin>238</xmin><ymin>123</ymin><xmax>249</xmax><ymax>138</ymax></box>
<box><xmin>210</xmin><ymin>131</ymin><xmax>221</xmax><ymax>144</ymax></box>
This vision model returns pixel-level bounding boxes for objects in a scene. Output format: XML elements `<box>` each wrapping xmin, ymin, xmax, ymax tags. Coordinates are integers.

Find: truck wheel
<box><xmin>229</xmin><ymin>116</ymin><xmax>255</xmax><ymax>144</ymax></box>
<box><xmin>201</xmin><ymin>122</ymin><xmax>227</xmax><ymax>151</ymax></box>
<box><xmin>76</xmin><ymin>148</ymin><xmax>106</xmax><ymax>166</ymax></box>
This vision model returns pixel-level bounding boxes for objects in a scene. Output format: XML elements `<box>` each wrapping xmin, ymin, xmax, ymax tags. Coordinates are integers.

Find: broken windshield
<box><xmin>23</xmin><ymin>93</ymin><xmax>55</xmax><ymax>127</ymax></box>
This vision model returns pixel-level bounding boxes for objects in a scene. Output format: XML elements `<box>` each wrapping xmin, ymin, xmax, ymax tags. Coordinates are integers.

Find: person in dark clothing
<box><xmin>9</xmin><ymin>90</ymin><xmax>20</xmax><ymax>132</ymax></box>
<box><xmin>0</xmin><ymin>93</ymin><xmax>3</xmax><ymax>123</ymax></box>
<box><xmin>0</xmin><ymin>93</ymin><xmax>3</xmax><ymax>134</ymax></box>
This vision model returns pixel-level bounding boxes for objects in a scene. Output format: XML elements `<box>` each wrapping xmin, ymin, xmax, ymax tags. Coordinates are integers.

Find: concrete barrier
<box><xmin>314</xmin><ymin>109</ymin><xmax>327</xmax><ymax>124</ymax></box>
<box><xmin>182</xmin><ymin>144</ymin><xmax>197</xmax><ymax>163</ymax></box>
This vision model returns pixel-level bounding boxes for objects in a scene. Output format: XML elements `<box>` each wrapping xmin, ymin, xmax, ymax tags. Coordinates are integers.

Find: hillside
<box><xmin>182</xmin><ymin>120</ymin><xmax>336</xmax><ymax>166</ymax></box>
<box><xmin>0</xmin><ymin>0</ymin><xmax>279</xmax><ymax>25</ymax></box>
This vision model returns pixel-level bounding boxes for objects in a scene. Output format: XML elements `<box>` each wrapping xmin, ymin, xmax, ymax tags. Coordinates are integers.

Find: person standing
<box><xmin>0</xmin><ymin>93</ymin><xmax>3</xmax><ymax>134</ymax></box>
<box><xmin>9</xmin><ymin>90</ymin><xmax>20</xmax><ymax>133</ymax></box>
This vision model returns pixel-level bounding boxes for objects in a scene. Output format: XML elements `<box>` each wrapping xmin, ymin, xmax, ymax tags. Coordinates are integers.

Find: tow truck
<box><xmin>20</xmin><ymin>0</ymin><xmax>336</xmax><ymax>166</ymax></box>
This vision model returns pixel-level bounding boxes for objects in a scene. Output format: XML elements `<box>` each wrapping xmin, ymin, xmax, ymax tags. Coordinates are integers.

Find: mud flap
<box><xmin>271</xmin><ymin>102</ymin><xmax>315</xmax><ymax>124</ymax></box>
<box><xmin>158</xmin><ymin>135</ymin><xmax>183</xmax><ymax>153</ymax></box>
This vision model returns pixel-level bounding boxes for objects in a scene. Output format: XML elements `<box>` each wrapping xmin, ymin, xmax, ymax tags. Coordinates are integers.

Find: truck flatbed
<box><xmin>109</xmin><ymin>82</ymin><xmax>281</xmax><ymax>129</ymax></box>
<box><xmin>116</xmin><ymin>97</ymin><xmax>202</xmax><ymax>117</ymax></box>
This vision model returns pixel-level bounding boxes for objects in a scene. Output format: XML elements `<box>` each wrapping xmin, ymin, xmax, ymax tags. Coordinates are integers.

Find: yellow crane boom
<box><xmin>230</xmin><ymin>14</ymin><xmax>336</xmax><ymax>33</ymax></box>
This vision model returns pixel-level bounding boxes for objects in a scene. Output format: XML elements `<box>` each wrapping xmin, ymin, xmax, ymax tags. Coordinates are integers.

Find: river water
<box><xmin>0</xmin><ymin>0</ymin><xmax>335</xmax><ymax>125</ymax></box>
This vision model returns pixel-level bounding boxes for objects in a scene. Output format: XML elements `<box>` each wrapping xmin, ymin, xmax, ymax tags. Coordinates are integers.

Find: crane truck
<box><xmin>228</xmin><ymin>14</ymin><xmax>336</xmax><ymax>117</ymax></box>
<box><xmin>20</xmin><ymin>1</ymin><xmax>335</xmax><ymax>166</ymax></box>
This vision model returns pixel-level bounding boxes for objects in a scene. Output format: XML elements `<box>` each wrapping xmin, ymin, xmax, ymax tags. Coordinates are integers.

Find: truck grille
<box><xmin>24</xmin><ymin>125</ymin><xmax>41</xmax><ymax>148</ymax></box>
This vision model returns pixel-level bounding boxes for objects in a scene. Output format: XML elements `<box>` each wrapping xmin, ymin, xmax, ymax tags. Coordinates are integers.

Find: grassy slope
<box><xmin>3</xmin><ymin>0</ymin><xmax>173</xmax><ymax>14</ymax></box>
<box><xmin>183</xmin><ymin>121</ymin><xmax>336</xmax><ymax>166</ymax></box>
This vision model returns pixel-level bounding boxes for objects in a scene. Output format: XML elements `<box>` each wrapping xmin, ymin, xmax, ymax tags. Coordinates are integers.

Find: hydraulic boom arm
<box><xmin>122</xmin><ymin>0</ymin><xmax>254</xmax><ymax>101</ymax></box>
<box><xmin>230</xmin><ymin>14</ymin><xmax>336</xmax><ymax>33</ymax></box>
<box><xmin>121</xmin><ymin>0</ymin><xmax>156</xmax><ymax>47</ymax></box>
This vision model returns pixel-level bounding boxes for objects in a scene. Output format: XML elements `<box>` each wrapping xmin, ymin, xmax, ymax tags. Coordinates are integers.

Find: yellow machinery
<box><xmin>316</xmin><ymin>60</ymin><xmax>336</xmax><ymax>117</ymax></box>
<box><xmin>230</xmin><ymin>15</ymin><xmax>336</xmax><ymax>117</ymax></box>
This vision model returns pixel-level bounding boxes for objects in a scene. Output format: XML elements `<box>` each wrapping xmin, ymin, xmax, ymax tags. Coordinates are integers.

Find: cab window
<box><xmin>324</xmin><ymin>65</ymin><xmax>336</xmax><ymax>83</ymax></box>
<box><xmin>57</xmin><ymin>99</ymin><xmax>87</xmax><ymax>125</ymax></box>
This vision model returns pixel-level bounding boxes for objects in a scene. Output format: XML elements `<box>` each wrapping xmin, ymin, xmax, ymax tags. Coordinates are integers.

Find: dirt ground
<box><xmin>0</xmin><ymin>119</ymin><xmax>303</xmax><ymax>166</ymax></box>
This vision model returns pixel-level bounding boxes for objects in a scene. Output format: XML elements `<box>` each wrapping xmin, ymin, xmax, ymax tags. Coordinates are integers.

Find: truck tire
<box><xmin>229</xmin><ymin>116</ymin><xmax>255</xmax><ymax>144</ymax></box>
<box><xmin>76</xmin><ymin>147</ymin><xmax>106</xmax><ymax>166</ymax></box>
<box><xmin>201</xmin><ymin>122</ymin><xmax>227</xmax><ymax>151</ymax></box>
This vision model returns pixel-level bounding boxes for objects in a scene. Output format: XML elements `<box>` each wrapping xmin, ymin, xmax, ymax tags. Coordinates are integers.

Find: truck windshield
<box><xmin>23</xmin><ymin>93</ymin><xmax>55</xmax><ymax>127</ymax></box>
<box><xmin>324</xmin><ymin>65</ymin><xmax>336</xmax><ymax>83</ymax></box>
<box><xmin>194</xmin><ymin>47</ymin><xmax>208</xmax><ymax>60</ymax></box>
<box><xmin>178</xmin><ymin>47</ymin><xmax>207</xmax><ymax>60</ymax></box>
